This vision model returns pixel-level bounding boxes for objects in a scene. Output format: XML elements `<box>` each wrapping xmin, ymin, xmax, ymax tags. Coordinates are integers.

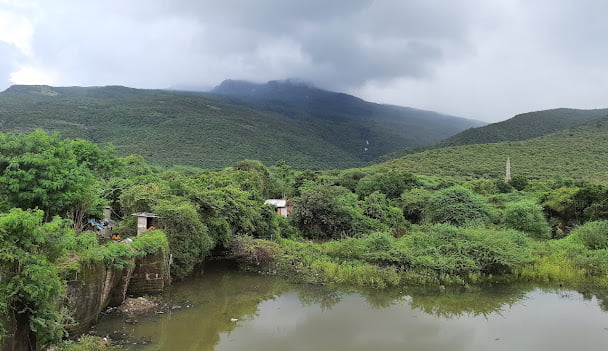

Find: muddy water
<box><xmin>93</xmin><ymin>262</ymin><xmax>608</xmax><ymax>351</ymax></box>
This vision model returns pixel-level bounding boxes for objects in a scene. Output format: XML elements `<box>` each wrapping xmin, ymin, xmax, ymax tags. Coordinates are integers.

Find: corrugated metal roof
<box><xmin>131</xmin><ymin>212</ymin><xmax>159</xmax><ymax>217</ymax></box>
<box><xmin>264</xmin><ymin>199</ymin><xmax>288</xmax><ymax>207</ymax></box>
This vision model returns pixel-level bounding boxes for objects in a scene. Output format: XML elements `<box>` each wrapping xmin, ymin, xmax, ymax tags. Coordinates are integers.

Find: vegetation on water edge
<box><xmin>54</xmin><ymin>335</ymin><xmax>122</xmax><ymax>351</ymax></box>
<box><xmin>3</xmin><ymin>130</ymin><xmax>608</xmax><ymax>347</ymax></box>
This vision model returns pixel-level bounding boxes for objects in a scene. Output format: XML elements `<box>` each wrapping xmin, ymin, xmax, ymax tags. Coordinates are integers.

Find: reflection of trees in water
<box><xmin>356</xmin><ymin>287</ymin><xmax>405</xmax><ymax>309</ymax></box>
<box><xmin>142</xmin><ymin>267</ymin><xmax>289</xmax><ymax>351</ymax></box>
<box><xmin>405</xmin><ymin>285</ymin><xmax>532</xmax><ymax>318</ymax></box>
<box><xmin>296</xmin><ymin>284</ymin><xmax>343</xmax><ymax>311</ymax></box>
<box><xmin>577</xmin><ymin>288</ymin><xmax>608</xmax><ymax>312</ymax></box>
<box><xmin>117</xmin><ymin>267</ymin><xmax>608</xmax><ymax>351</ymax></box>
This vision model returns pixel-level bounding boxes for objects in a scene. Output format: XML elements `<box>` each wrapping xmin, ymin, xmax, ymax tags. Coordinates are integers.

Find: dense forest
<box><xmin>0</xmin><ymin>84</ymin><xmax>481</xmax><ymax>170</ymax></box>
<box><xmin>3</xmin><ymin>129</ymin><xmax>608</xmax><ymax>349</ymax></box>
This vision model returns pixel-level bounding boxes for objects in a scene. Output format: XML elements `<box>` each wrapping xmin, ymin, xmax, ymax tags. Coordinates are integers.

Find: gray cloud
<box><xmin>1</xmin><ymin>0</ymin><xmax>608</xmax><ymax>121</ymax></box>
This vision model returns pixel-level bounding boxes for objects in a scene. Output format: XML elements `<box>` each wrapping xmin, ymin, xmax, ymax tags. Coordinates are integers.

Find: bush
<box><xmin>154</xmin><ymin>198</ymin><xmax>213</xmax><ymax>278</ymax></box>
<box><xmin>425</xmin><ymin>186</ymin><xmax>492</xmax><ymax>226</ymax></box>
<box><xmin>56</xmin><ymin>335</ymin><xmax>121</xmax><ymax>350</ymax></box>
<box><xmin>230</xmin><ymin>235</ymin><xmax>280</xmax><ymax>266</ymax></box>
<box><xmin>570</xmin><ymin>220</ymin><xmax>608</xmax><ymax>250</ymax></box>
<box><xmin>290</xmin><ymin>184</ymin><xmax>364</xmax><ymax>238</ymax></box>
<box><xmin>356</xmin><ymin>171</ymin><xmax>420</xmax><ymax>199</ymax></box>
<box><xmin>509</xmin><ymin>175</ymin><xmax>529</xmax><ymax>191</ymax></box>
<box><xmin>503</xmin><ymin>200</ymin><xmax>551</xmax><ymax>239</ymax></box>
<box><xmin>398</xmin><ymin>224</ymin><xmax>532</xmax><ymax>276</ymax></box>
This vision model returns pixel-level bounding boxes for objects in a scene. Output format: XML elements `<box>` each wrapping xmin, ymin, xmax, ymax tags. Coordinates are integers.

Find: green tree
<box><xmin>425</xmin><ymin>186</ymin><xmax>492</xmax><ymax>226</ymax></box>
<box><xmin>0</xmin><ymin>209</ymin><xmax>73</xmax><ymax>348</ymax></box>
<box><xmin>356</xmin><ymin>170</ymin><xmax>420</xmax><ymax>199</ymax></box>
<box><xmin>290</xmin><ymin>184</ymin><xmax>363</xmax><ymax>238</ymax></box>
<box><xmin>503</xmin><ymin>200</ymin><xmax>551</xmax><ymax>239</ymax></box>
<box><xmin>0</xmin><ymin>131</ymin><xmax>115</xmax><ymax>225</ymax></box>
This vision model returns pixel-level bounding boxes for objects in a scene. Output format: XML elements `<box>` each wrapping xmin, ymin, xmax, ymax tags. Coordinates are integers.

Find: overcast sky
<box><xmin>1</xmin><ymin>0</ymin><xmax>607</xmax><ymax>122</ymax></box>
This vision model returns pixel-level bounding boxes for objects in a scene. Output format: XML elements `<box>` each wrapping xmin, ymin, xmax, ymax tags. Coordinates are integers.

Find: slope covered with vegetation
<box><xmin>0</xmin><ymin>83</ymin><xmax>481</xmax><ymax>170</ymax></box>
<box><xmin>379</xmin><ymin>107</ymin><xmax>608</xmax><ymax>161</ymax></box>
<box><xmin>378</xmin><ymin>117</ymin><xmax>608</xmax><ymax>183</ymax></box>
<box><xmin>435</xmin><ymin>108</ymin><xmax>608</xmax><ymax>148</ymax></box>
<box><xmin>208</xmin><ymin>79</ymin><xmax>485</xmax><ymax>161</ymax></box>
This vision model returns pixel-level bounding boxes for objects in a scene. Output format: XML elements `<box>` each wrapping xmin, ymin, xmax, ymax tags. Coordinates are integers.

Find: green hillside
<box><xmin>378</xmin><ymin>117</ymin><xmax>608</xmax><ymax>183</ymax></box>
<box><xmin>0</xmin><ymin>84</ymin><xmax>480</xmax><ymax>170</ymax></box>
<box><xmin>207</xmin><ymin>79</ymin><xmax>485</xmax><ymax>161</ymax></box>
<box><xmin>435</xmin><ymin>108</ymin><xmax>608</xmax><ymax>147</ymax></box>
<box><xmin>379</xmin><ymin>107</ymin><xmax>608</xmax><ymax>162</ymax></box>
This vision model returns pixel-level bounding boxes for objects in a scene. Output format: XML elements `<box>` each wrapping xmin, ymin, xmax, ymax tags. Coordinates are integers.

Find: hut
<box><xmin>264</xmin><ymin>199</ymin><xmax>292</xmax><ymax>217</ymax></box>
<box><xmin>132</xmin><ymin>212</ymin><xmax>159</xmax><ymax>235</ymax></box>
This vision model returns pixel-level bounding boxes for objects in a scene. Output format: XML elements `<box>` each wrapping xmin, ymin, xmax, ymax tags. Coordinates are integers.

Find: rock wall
<box><xmin>63</xmin><ymin>261</ymin><xmax>134</xmax><ymax>335</ymax></box>
<box><xmin>1</xmin><ymin>248</ymin><xmax>170</xmax><ymax>350</ymax></box>
<box><xmin>127</xmin><ymin>251</ymin><xmax>171</xmax><ymax>295</ymax></box>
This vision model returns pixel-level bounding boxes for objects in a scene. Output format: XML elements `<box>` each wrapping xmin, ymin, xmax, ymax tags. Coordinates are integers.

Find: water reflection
<box><xmin>92</xmin><ymin>262</ymin><xmax>608</xmax><ymax>351</ymax></box>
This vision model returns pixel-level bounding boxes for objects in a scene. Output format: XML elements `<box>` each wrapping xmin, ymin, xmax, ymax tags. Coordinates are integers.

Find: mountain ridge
<box><xmin>0</xmin><ymin>83</ymin><xmax>481</xmax><ymax>169</ymax></box>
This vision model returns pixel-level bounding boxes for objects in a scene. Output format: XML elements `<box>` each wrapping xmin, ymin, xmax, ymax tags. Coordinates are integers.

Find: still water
<box><xmin>93</xmin><ymin>262</ymin><xmax>608</xmax><ymax>351</ymax></box>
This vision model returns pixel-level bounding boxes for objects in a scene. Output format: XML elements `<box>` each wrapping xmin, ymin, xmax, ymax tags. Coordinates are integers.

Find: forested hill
<box><xmin>378</xmin><ymin>116</ymin><xmax>608</xmax><ymax>183</ymax></box>
<box><xmin>208</xmin><ymin>79</ymin><xmax>485</xmax><ymax>157</ymax></box>
<box><xmin>0</xmin><ymin>84</ymin><xmax>481</xmax><ymax>170</ymax></box>
<box><xmin>434</xmin><ymin>108</ymin><xmax>608</xmax><ymax>148</ymax></box>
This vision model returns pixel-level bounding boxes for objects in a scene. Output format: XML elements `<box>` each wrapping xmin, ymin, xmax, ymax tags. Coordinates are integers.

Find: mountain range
<box><xmin>0</xmin><ymin>81</ymin><xmax>482</xmax><ymax>169</ymax></box>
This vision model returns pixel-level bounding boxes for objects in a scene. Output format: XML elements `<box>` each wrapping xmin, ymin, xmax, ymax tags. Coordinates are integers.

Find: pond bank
<box><xmin>89</xmin><ymin>261</ymin><xmax>608</xmax><ymax>351</ymax></box>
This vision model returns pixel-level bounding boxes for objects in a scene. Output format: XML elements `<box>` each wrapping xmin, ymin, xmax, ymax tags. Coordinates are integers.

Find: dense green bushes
<box><xmin>570</xmin><ymin>221</ymin><xmax>608</xmax><ymax>250</ymax></box>
<box><xmin>290</xmin><ymin>183</ymin><xmax>363</xmax><ymax>238</ymax></box>
<box><xmin>425</xmin><ymin>186</ymin><xmax>492</xmax><ymax>226</ymax></box>
<box><xmin>0</xmin><ymin>209</ymin><xmax>73</xmax><ymax>347</ymax></box>
<box><xmin>7</xmin><ymin>130</ymin><xmax>608</xmax><ymax>347</ymax></box>
<box><xmin>503</xmin><ymin>200</ymin><xmax>551</xmax><ymax>239</ymax></box>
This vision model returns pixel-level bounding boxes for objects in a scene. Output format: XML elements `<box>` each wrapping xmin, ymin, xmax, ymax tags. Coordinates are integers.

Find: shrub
<box><xmin>570</xmin><ymin>220</ymin><xmax>608</xmax><ymax>250</ymax></box>
<box><xmin>56</xmin><ymin>335</ymin><xmax>122</xmax><ymax>350</ymax></box>
<box><xmin>290</xmin><ymin>184</ymin><xmax>364</xmax><ymax>238</ymax></box>
<box><xmin>509</xmin><ymin>175</ymin><xmax>529</xmax><ymax>191</ymax></box>
<box><xmin>503</xmin><ymin>200</ymin><xmax>551</xmax><ymax>239</ymax></box>
<box><xmin>230</xmin><ymin>235</ymin><xmax>280</xmax><ymax>266</ymax></box>
<box><xmin>356</xmin><ymin>170</ymin><xmax>420</xmax><ymax>199</ymax></box>
<box><xmin>154</xmin><ymin>198</ymin><xmax>213</xmax><ymax>278</ymax></box>
<box><xmin>398</xmin><ymin>224</ymin><xmax>532</xmax><ymax>276</ymax></box>
<box><xmin>425</xmin><ymin>186</ymin><xmax>492</xmax><ymax>226</ymax></box>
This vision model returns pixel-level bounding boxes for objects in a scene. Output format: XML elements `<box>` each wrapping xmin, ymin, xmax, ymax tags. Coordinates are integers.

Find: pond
<box><xmin>92</xmin><ymin>261</ymin><xmax>608</xmax><ymax>351</ymax></box>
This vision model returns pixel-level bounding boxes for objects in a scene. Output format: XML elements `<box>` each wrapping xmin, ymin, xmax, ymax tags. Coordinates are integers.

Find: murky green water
<box><xmin>93</xmin><ymin>262</ymin><xmax>608</xmax><ymax>351</ymax></box>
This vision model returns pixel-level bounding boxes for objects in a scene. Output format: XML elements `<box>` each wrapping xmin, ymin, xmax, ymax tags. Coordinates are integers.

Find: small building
<box><xmin>132</xmin><ymin>212</ymin><xmax>159</xmax><ymax>235</ymax></box>
<box><xmin>264</xmin><ymin>199</ymin><xmax>292</xmax><ymax>217</ymax></box>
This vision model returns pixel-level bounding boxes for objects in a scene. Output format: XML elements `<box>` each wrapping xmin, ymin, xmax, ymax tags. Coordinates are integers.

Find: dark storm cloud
<box><xmin>155</xmin><ymin>0</ymin><xmax>478</xmax><ymax>88</ymax></box>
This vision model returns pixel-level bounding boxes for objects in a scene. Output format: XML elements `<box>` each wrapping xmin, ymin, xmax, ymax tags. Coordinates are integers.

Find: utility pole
<box><xmin>505</xmin><ymin>158</ymin><xmax>512</xmax><ymax>182</ymax></box>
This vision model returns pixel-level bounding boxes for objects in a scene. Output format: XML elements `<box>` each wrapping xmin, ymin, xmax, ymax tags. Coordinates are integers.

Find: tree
<box><xmin>508</xmin><ymin>175</ymin><xmax>529</xmax><ymax>191</ymax></box>
<box><xmin>356</xmin><ymin>171</ymin><xmax>420</xmax><ymax>199</ymax></box>
<box><xmin>0</xmin><ymin>209</ymin><xmax>73</xmax><ymax>349</ymax></box>
<box><xmin>290</xmin><ymin>183</ymin><xmax>363</xmax><ymax>238</ymax></box>
<box><xmin>0</xmin><ymin>131</ymin><xmax>115</xmax><ymax>225</ymax></box>
<box><xmin>425</xmin><ymin>186</ymin><xmax>492</xmax><ymax>226</ymax></box>
<box><xmin>503</xmin><ymin>200</ymin><xmax>551</xmax><ymax>239</ymax></box>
